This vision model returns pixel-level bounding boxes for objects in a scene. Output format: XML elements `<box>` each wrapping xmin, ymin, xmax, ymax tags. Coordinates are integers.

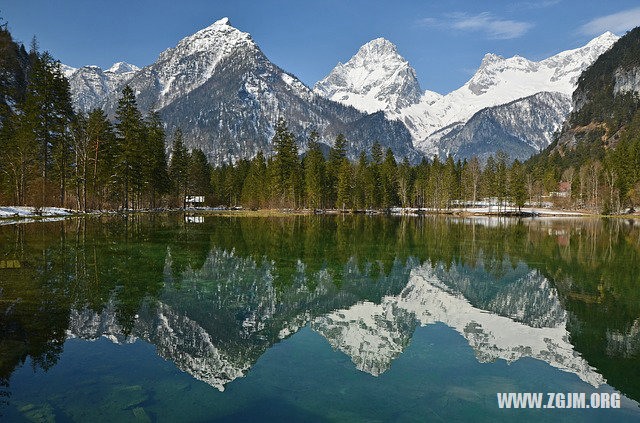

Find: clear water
<box><xmin>0</xmin><ymin>214</ymin><xmax>639</xmax><ymax>422</ymax></box>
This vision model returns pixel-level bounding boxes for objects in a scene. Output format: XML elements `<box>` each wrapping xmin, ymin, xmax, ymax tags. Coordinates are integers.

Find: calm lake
<box><xmin>0</xmin><ymin>214</ymin><xmax>639</xmax><ymax>422</ymax></box>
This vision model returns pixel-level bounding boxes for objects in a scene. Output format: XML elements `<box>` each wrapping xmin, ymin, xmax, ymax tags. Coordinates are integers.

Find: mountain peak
<box><xmin>479</xmin><ymin>53</ymin><xmax>504</xmax><ymax>68</ymax></box>
<box><xmin>357</xmin><ymin>37</ymin><xmax>398</xmax><ymax>55</ymax></box>
<box><xmin>313</xmin><ymin>37</ymin><xmax>422</xmax><ymax>113</ymax></box>
<box><xmin>587</xmin><ymin>31</ymin><xmax>619</xmax><ymax>47</ymax></box>
<box><xmin>212</xmin><ymin>17</ymin><xmax>230</xmax><ymax>27</ymax></box>
<box><xmin>107</xmin><ymin>62</ymin><xmax>140</xmax><ymax>74</ymax></box>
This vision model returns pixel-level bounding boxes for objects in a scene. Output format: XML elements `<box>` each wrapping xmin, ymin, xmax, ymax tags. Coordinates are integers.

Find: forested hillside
<box><xmin>527</xmin><ymin>27</ymin><xmax>640</xmax><ymax>213</ymax></box>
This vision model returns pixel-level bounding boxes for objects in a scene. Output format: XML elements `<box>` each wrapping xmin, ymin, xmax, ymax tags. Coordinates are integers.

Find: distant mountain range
<box><xmin>64</xmin><ymin>18</ymin><xmax>619</xmax><ymax>163</ymax></box>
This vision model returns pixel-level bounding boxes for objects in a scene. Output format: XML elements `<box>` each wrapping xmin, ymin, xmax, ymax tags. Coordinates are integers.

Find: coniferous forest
<box><xmin>2</xmin><ymin>21</ymin><xmax>640</xmax><ymax>214</ymax></box>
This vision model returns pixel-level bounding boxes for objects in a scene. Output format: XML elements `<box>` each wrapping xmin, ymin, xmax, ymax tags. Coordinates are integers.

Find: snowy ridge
<box><xmin>66</xmin><ymin>62</ymin><xmax>139</xmax><ymax>112</ymax></box>
<box><xmin>430</xmin><ymin>91</ymin><xmax>572</xmax><ymax>161</ymax></box>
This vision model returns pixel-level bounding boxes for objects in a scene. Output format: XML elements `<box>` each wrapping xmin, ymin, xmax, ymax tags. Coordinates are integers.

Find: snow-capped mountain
<box><xmin>65</xmin><ymin>18</ymin><xmax>417</xmax><ymax>165</ymax></box>
<box><xmin>314</xmin><ymin>38</ymin><xmax>438</xmax><ymax>113</ymax></box>
<box><xmin>315</xmin><ymin>32</ymin><xmax>619</xmax><ymax>157</ymax></box>
<box><xmin>65</xmin><ymin>62</ymin><xmax>139</xmax><ymax>113</ymax></box>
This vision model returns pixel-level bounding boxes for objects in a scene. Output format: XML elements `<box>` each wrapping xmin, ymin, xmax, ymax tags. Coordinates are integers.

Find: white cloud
<box><xmin>579</xmin><ymin>7</ymin><xmax>640</xmax><ymax>36</ymax></box>
<box><xmin>418</xmin><ymin>12</ymin><xmax>533</xmax><ymax>40</ymax></box>
<box><xmin>512</xmin><ymin>0</ymin><xmax>561</xmax><ymax>11</ymax></box>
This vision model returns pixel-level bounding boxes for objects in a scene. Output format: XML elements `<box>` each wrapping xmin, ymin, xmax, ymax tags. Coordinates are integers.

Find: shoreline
<box><xmin>1</xmin><ymin>206</ymin><xmax>638</xmax><ymax>225</ymax></box>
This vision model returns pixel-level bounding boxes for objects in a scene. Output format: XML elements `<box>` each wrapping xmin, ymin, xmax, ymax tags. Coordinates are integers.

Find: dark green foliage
<box><xmin>271</xmin><ymin>117</ymin><xmax>301</xmax><ymax>207</ymax></box>
<box><xmin>525</xmin><ymin>27</ymin><xmax>640</xmax><ymax>213</ymax></box>
<box><xmin>169</xmin><ymin>129</ymin><xmax>189</xmax><ymax>208</ymax></box>
<box><xmin>304</xmin><ymin>131</ymin><xmax>325</xmax><ymax>209</ymax></box>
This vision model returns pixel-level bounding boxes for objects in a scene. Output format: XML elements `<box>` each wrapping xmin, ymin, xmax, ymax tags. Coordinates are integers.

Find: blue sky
<box><xmin>3</xmin><ymin>1</ymin><xmax>640</xmax><ymax>94</ymax></box>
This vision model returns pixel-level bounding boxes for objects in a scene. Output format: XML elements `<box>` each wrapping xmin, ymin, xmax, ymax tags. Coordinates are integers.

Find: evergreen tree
<box><xmin>397</xmin><ymin>157</ymin><xmax>413</xmax><ymax>207</ymax></box>
<box><xmin>482</xmin><ymin>155</ymin><xmax>497</xmax><ymax>200</ymax></box>
<box><xmin>353</xmin><ymin>152</ymin><xmax>368</xmax><ymax>210</ymax></box>
<box><xmin>145</xmin><ymin>112</ymin><xmax>170</xmax><ymax>208</ymax></box>
<box><xmin>509</xmin><ymin>160</ymin><xmax>527</xmax><ymax>211</ymax></box>
<box><xmin>242</xmin><ymin>151</ymin><xmax>267</xmax><ymax>209</ymax></box>
<box><xmin>114</xmin><ymin>85</ymin><xmax>145</xmax><ymax>209</ymax></box>
<box><xmin>336</xmin><ymin>158</ymin><xmax>353</xmax><ymax>210</ymax></box>
<box><xmin>86</xmin><ymin>108</ymin><xmax>115</xmax><ymax>209</ymax></box>
<box><xmin>327</xmin><ymin>133</ymin><xmax>348</xmax><ymax>207</ymax></box>
<box><xmin>169</xmin><ymin>128</ymin><xmax>189</xmax><ymax>208</ymax></box>
<box><xmin>23</xmin><ymin>51</ymin><xmax>73</xmax><ymax>206</ymax></box>
<box><xmin>271</xmin><ymin>118</ymin><xmax>299</xmax><ymax>207</ymax></box>
<box><xmin>188</xmin><ymin>149</ymin><xmax>212</xmax><ymax>204</ymax></box>
<box><xmin>304</xmin><ymin>131</ymin><xmax>325</xmax><ymax>209</ymax></box>
<box><xmin>381</xmin><ymin>148</ymin><xmax>398</xmax><ymax>208</ymax></box>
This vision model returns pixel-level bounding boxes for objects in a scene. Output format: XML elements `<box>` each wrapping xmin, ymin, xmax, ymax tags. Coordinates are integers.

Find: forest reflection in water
<box><xmin>0</xmin><ymin>214</ymin><xmax>639</xmax><ymax>420</ymax></box>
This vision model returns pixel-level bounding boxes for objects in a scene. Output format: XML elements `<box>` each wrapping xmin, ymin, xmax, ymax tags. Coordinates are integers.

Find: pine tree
<box><xmin>86</xmin><ymin>108</ymin><xmax>115</xmax><ymax>209</ymax></box>
<box><xmin>169</xmin><ymin>128</ymin><xmax>189</xmax><ymax>208</ymax></box>
<box><xmin>353</xmin><ymin>152</ymin><xmax>368</xmax><ymax>210</ymax></box>
<box><xmin>188</xmin><ymin>149</ymin><xmax>212</xmax><ymax>204</ymax></box>
<box><xmin>381</xmin><ymin>148</ymin><xmax>398</xmax><ymax>208</ymax></box>
<box><xmin>114</xmin><ymin>85</ymin><xmax>145</xmax><ymax>209</ymax></box>
<box><xmin>304</xmin><ymin>131</ymin><xmax>325</xmax><ymax>209</ymax></box>
<box><xmin>23</xmin><ymin>51</ymin><xmax>73</xmax><ymax>206</ymax></box>
<box><xmin>145</xmin><ymin>112</ymin><xmax>170</xmax><ymax>208</ymax></box>
<box><xmin>336</xmin><ymin>158</ymin><xmax>353</xmax><ymax>210</ymax></box>
<box><xmin>366</xmin><ymin>142</ymin><xmax>384</xmax><ymax>209</ymax></box>
<box><xmin>509</xmin><ymin>160</ymin><xmax>527</xmax><ymax>211</ymax></box>
<box><xmin>327</xmin><ymin>133</ymin><xmax>348</xmax><ymax>208</ymax></box>
<box><xmin>242</xmin><ymin>151</ymin><xmax>267</xmax><ymax>209</ymax></box>
<box><xmin>397</xmin><ymin>157</ymin><xmax>413</xmax><ymax>207</ymax></box>
<box><xmin>482</xmin><ymin>155</ymin><xmax>497</xmax><ymax>201</ymax></box>
<box><xmin>271</xmin><ymin>118</ymin><xmax>299</xmax><ymax>207</ymax></box>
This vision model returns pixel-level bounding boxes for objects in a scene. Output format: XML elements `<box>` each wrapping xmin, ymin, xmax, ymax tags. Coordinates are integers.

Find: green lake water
<box><xmin>0</xmin><ymin>214</ymin><xmax>639</xmax><ymax>422</ymax></box>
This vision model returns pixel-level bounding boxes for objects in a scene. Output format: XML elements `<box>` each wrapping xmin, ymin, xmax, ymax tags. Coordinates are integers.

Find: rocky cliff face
<box><xmin>551</xmin><ymin>27</ymin><xmax>640</xmax><ymax>155</ymax></box>
<box><xmin>314</xmin><ymin>38</ymin><xmax>431</xmax><ymax>113</ymax></box>
<box><xmin>429</xmin><ymin>91</ymin><xmax>571</xmax><ymax>161</ymax></box>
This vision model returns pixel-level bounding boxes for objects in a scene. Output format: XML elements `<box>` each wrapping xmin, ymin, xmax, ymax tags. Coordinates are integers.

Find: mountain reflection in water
<box><xmin>0</xmin><ymin>214</ymin><xmax>639</xmax><ymax>414</ymax></box>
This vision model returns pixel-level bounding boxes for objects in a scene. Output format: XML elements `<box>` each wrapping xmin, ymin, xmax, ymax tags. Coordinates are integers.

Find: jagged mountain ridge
<box><xmin>315</xmin><ymin>32</ymin><xmax>619</xmax><ymax>158</ymax></box>
<box><xmin>64</xmin><ymin>18</ymin><xmax>418</xmax><ymax>164</ymax></box>
<box><xmin>65</xmin><ymin>19</ymin><xmax>620</xmax><ymax>163</ymax></box>
<box><xmin>66</xmin><ymin>62</ymin><xmax>139</xmax><ymax>113</ymax></box>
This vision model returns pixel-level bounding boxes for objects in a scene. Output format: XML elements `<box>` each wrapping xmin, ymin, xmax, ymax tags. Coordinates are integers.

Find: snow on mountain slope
<box><xmin>65</xmin><ymin>62</ymin><xmax>139</xmax><ymax>112</ymax></box>
<box><xmin>315</xmin><ymin>32</ymin><xmax>619</xmax><ymax>156</ymax></box>
<box><xmin>150</xmin><ymin>17</ymin><xmax>258</xmax><ymax>110</ymax></box>
<box><xmin>94</xmin><ymin>18</ymin><xmax>417</xmax><ymax>164</ymax></box>
<box><xmin>405</xmin><ymin>32</ymin><xmax>618</xmax><ymax>154</ymax></box>
<box><xmin>430</xmin><ymin>91</ymin><xmax>571</xmax><ymax>161</ymax></box>
<box><xmin>314</xmin><ymin>38</ymin><xmax>435</xmax><ymax>113</ymax></box>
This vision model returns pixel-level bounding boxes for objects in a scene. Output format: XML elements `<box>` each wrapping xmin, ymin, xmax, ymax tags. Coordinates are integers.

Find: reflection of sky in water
<box><xmin>1</xmin><ymin>215</ymin><xmax>640</xmax><ymax>421</ymax></box>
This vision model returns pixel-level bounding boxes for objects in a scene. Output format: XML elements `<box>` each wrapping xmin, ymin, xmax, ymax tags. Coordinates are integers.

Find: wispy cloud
<box><xmin>579</xmin><ymin>7</ymin><xmax>640</xmax><ymax>36</ymax></box>
<box><xmin>511</xmin><ymin>0</ymin><xmax>561</xmax><ymax>11</ymax></box>
<box><xmin>418</xmin><ymin>12</ymin><xmax>533</xmax><ymax>40</ymax></box>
